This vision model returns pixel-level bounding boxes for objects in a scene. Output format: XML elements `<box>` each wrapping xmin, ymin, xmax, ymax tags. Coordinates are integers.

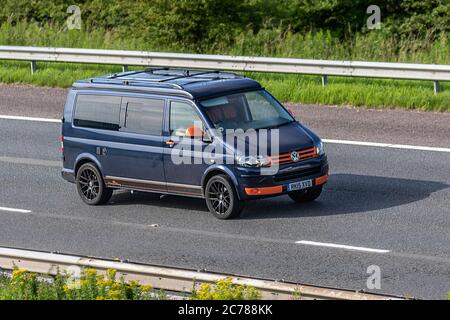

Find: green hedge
<box><xmin>1</xmin><ymin>0</ymin><xmax>449</xmax><ymax>52</ymax></box>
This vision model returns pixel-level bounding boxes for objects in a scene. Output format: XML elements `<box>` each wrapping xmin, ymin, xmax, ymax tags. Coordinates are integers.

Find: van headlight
<box><xmin>316</xmin><ymin>140</ymin><xmax>325</xmax><ymax>156</ymax></box>
<box><xmin>236</xmin><ymin>155</ymin><xmax>271</xmax><ymax>168</ymax></box>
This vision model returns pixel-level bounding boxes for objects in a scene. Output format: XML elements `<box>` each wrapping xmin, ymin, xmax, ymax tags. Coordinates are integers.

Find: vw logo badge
<box><xmin>291</xmin><ymin>151</ymin><xmax>300</xmax><ymax>162</ymax></box>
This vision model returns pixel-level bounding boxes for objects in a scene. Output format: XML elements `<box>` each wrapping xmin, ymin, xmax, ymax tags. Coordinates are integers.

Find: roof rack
<box><xmin>107</xmin><ymin>68</ymin><xmax>243</xmax><ymax>81</ymax></box>
<box><xmin>87</xmin><ymin>77</ymin><xmax>183</xmax><ymax>90</ymax></box>
<box><xmin>120</xmin><ymin>78</ymin><xmax>183</xmax><ymax>90</ymax></box>
<box><xmin>83</xmin><ymin>68</ymin><xmax>246</xmax><ymax>94</ymax></box>
<box><xmin>159</xmin><ymin>70</ymin><xmax>221</xmax><ymax>83</ymax></box>
<box><xmin>167</xmin><ymin>70</ymin><xmax>244</xmax><ymax>81</ymax></box>
<box><xmin>106</xmin><ymin>67</ymin><xmax>170</xmax><ymax>79</ymax></box>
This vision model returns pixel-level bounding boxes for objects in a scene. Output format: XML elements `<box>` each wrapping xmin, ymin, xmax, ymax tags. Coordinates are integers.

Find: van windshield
<box><xmin>199</xmin><ymin>90</ymin><xmax>294</xmax><ymax>131</ymax></box>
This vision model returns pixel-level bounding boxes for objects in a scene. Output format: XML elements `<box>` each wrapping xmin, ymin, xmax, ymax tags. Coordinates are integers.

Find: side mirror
<box><xmin>185</xmin><ymin>126</ymin><xmax>204</xmax><ymax>139</ymax></box>
<box><xmin>202</xmin><ymin>130</ymin><xmax>213</xmax><ymax>143</ymax></box>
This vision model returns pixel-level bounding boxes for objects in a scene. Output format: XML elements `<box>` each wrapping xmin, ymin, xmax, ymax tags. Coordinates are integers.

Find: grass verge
<box><xmin>0</xmin><ymin>21</ymin><xmax>448</xmax><ymax>112</ymax></box>
<box><xmin>0</xmin><ymin>60</ymin><xmax>448</xmax><ymax>112</ymax></box>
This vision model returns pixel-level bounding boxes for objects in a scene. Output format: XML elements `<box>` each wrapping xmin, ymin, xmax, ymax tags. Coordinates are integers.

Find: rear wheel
<box><xmin>288</xmin><ymin>185</ymin><xmax>323</xmax><ymax>203</ymax></box>
<box><xmin>76</xmin><ymin>163</ymin><xmax>113</xmax><ymax>205</ymax></box>
<box><xmin>205</xmin><ymin>175</ymin><xmax>244</xmax><ymax>219</ymax></box>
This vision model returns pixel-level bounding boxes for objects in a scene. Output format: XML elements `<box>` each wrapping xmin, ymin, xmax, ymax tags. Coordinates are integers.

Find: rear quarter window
<box><xmin>121</xmin><ymin>97</ymin><xmax>164</xmax><ymax>136</ymax></box>
<box><xmin>74</xmin><ymin>94</ymin><xmax>121</xmax><ymax>131</ymax></box>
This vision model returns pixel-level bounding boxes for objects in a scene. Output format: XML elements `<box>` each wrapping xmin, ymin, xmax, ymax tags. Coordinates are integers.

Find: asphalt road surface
<box><xmin>0</xmin><ymin>84</ymin><xmax>449</xmax><ymax>299</ymax></box>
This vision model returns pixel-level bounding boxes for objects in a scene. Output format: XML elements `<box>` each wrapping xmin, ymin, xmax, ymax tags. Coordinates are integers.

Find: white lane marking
<box><xmin>323</xmin><ymin>139</ymin><xmax>450</xmax><ymax>153</ymax></box>
<box><xmin>0</xmin><ymin>207</ymin><xmax>32</xmax><ymax>214</ymax></box>
<box><xmin>0</xmin><ymin>115</ymin><xmax>60</xmax><ymax>123</ymax></box>
<box><xmin>0</xmin><ymin>114</ymin><xmax>449</xmax><ymax>153</ymax></box>
<box><xmin>323</xmin><ymin>139</ymin><xmax>389</xmax><ymax>148</ymax></box>
<box><xmin>296</xmin><ymin>240</ymin><xmax>391</xmax><ymax>254</ymax></box>
<box><xmin>0</xmin><ymin>156</ymin><xmax>60</xmax><ymax>167</ymax></box>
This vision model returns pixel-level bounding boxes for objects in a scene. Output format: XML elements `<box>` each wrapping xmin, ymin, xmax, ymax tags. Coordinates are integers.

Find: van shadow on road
<box><xmin>242</xmin><ymin>174</ymin><xmax>448</xmax><ymax>219</ymax></box>
<box><xmin>108</xmin><ymin>174</ymin><xmax>448</xmax><ymax>219</ymax></box>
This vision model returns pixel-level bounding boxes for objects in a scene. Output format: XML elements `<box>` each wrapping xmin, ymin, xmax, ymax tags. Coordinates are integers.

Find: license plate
<box><xmin>287</xmin><ymin>179</ymin><xmax>313</xmax><ymax>192</ymax></box>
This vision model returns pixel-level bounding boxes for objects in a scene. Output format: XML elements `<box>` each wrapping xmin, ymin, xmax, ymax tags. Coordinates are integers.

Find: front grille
<box><xmin>273</xmin><ymin>165</ymin><xmax>322</xmax><ymax>182</ymax></box>
<box><xmin>270</xmin><ymin>146</ymin><xmax>317</xmax><ymax>166</ymax></box>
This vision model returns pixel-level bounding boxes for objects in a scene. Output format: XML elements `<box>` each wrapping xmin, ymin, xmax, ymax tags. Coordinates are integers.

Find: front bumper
<box><xmin>235</xmin><ymin>155</ymin><xmax>329</xmax><ymax>199</ymax></box>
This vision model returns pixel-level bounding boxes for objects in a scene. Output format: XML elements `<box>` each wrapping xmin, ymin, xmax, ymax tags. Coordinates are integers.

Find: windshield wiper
<box><xmin>262</xmin><ymin>120</ymin><xmax>295</xmax><ymax>130</ymax></box>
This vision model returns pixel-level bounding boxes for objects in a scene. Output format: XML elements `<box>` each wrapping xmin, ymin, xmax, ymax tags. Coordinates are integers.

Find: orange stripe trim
<box><xmin>315</xmin><ymin>175</ymin><xmax>329</xmax><ymax>185</ymax></box>
<box><xmin>107</xmin><ymin>181</ymin><xmax>202</xmax><ymax>197</ymax></box>
<box><xmin>245</xmin><ymin>185</ymin><xmax>283</xmax><ymax>196</ymax></box>
<box><xmin>271</xmin><ymin>148</ymin><xmax>316</xmax><ymax>159</ymax></box>
<box><xmin>272</xmin><ymin>155</ymin><xmax>317</xmax><ymax>164</ymax></box>
<box><xmin>269</xmin><ymin>147</ymin><xmax>318</xmax><ymax>166</ymax></box>
<box><xmin>106</xmin><ymin>177</ymin><xmax>201</xmax><ymax>189</ymax></box>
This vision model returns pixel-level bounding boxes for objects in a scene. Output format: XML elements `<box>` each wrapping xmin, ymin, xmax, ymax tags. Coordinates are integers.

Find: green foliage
<box><xmin>0</xmin><ymin>0</ymin><xmax>448</xmax><ymax>51</ymax></box>
<box><xmin>191</xmin><ymin>278</ymin><xmax>261</xmax><ymax>300</ymax></box>
<box><xmin>0</xmin><ymin>268</ymin><xmax>165</xmax><ymax>300</ymax></box>
<box><xmin>149</xmin><ymin>0</ymin><xmax>254</xmax><ymax>52</ymax></box>
<box><xmin>292</xmin><ymin>288</ymin><xmax>302</xmax><ymax>300</ymax></box>
<box><xmin>0</xmin><ymin>269</ymin><xmax>263</xmax><ymax>300</ymax></box>
<box><xmin>395</xmin><ymin>0</ymin><xmax>450</xmax><ymax>37</ymax></box>
<box><xmin>0</xmin><ymin>20</ymin><xmax>448</xmax><ymax>63</ymax></box>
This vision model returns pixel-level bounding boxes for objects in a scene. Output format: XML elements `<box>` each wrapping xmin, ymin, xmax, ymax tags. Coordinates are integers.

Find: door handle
<box><xmin>165</xmin><ymin>140</ymin><xmax>175</xmax><ymax>148</ymax></box>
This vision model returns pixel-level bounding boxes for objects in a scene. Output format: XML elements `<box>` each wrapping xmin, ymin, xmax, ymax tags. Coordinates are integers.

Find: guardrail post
<box><xmin>321</xmin><ymin>75</ymin><xmax>328</xmax><ymax>87</ymax></box>
<box><xmin>433</xmin><ymin>81</ymin><xmax>440</xmax><ymax>95</ymax></box>
<box><xmin>30</xmin><ymin>61</ymin><xmax>36</xmax><ymax>75</ymax></box>
<box><xmin>122</xmin><ymin>65</ymin><xmax>128</xmax><ymax>73</ymax></box>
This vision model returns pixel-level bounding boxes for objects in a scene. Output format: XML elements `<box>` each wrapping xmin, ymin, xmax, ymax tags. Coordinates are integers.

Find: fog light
<box><xmin>245</xmin><ymin>186</ymin><xmax>283</xmax><ymax>196</ymax></box>
<box><xmin>315</xmin><ymin>175</ymin><xmax>329</xmax><ymax>185</ymax></box>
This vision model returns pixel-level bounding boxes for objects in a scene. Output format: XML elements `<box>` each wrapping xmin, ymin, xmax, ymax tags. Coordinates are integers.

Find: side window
<box><xmin>246</xmin><ymin>91</ymin><xmax>279</xmax><ymax>121</ymax></box>
<box><xmin>122</xmin><ymin>97</ymin><xmax>164</xmax><ymax>135</ymax></box>
<box><xmin>74</xmin><ymin>94</ymin><xmax>121</xmax><ymax>131</ymax></box>
<box><xmin>170</xmin><ymin>101</ymin><xmax>203</xmax><ymax>137</ymax></box>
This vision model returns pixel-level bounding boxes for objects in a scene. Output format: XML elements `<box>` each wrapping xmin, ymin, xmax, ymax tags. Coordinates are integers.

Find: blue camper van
<box><xmin>61</xmin><ymin>69</ymin><xmax>329</xmax><ymax>219</ymax></box>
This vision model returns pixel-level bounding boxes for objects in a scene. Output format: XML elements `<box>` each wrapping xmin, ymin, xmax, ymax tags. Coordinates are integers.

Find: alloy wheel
<box><xmin>78</xmin><ymin>168</ymin><xmax>100</xmax><ymax>201</ymax></box>
<box><xmin>207</xmin><ymin>181</ymin><xmax>231</xmax><ymax>215</ymax></box>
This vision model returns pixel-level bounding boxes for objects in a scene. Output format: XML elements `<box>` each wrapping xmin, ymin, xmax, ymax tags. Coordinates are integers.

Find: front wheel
<box><xmin>288</xmin><ymin>185</ymin><xmax>323</xmax><ymax>203</ymax></box>
<box><xmin>205</xmin><ymin>175</ymin><xmax>244</xmax><ymax>219</ymax></box>
<box><xmin>76</xmin><ymin>163</ymin><xmax>113</xmax><ymax>205</ymax></box>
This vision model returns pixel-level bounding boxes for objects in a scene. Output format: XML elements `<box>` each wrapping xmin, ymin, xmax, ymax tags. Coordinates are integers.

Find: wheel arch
<box><xmin>74</xmin><ymin>154</ymin><xmax>103</xmax><ymax>177</ymax></box>
<box><xmin>201</xmin><ymin>165</ymin><xmax>241</xmax><ymax>199</ymax></box>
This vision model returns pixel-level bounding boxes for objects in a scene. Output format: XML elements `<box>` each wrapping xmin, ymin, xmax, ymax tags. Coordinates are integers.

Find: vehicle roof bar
<box><xmin>88</xmin><ymin>77</ymin><xmax>183</xmax><ymax>90</ymax></box>
<box><xmin>159</xmin><ymin>70</ymin><xmax>224</xmax><ymax>83</ymax></box>
<box><xmin>107</xmin><ymin>67</ymin><xmax>171</xmax><ymax>79</ymax></box>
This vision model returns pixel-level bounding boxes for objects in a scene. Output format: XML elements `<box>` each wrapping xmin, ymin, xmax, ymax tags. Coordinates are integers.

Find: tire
<box><xmin>288</xmin><ymin>185</ymin><xmax>323</xmax><ymax>203</ymax></box>
<box><xmin>205</xmin><ymin>174</ymin><xmax>244</xmax><ymax>219</ymax></box>
<box><xmin>76</xmin><ymin>163</ymin><xmax>113</xmax><ymax>206</ymax></box>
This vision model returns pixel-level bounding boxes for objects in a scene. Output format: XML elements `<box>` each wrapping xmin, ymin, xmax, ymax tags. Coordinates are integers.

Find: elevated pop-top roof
<box><xmin>72</xmin><ymin>68</ymin><xmax>262</xmax><ymax>100</ymax></box>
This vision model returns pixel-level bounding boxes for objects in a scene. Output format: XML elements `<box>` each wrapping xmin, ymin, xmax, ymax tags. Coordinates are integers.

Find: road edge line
<box><xmin>0</xmin><ymin>115</ymin><xmax>61</xmax><ymax>123</ymax></box>
<box><xmin>323</xmin><ymin>139</ymin><xmax>450</xmax><ymax>153</ymax></box>
<box><xmin>296</xmin><ymin>240</ymin><xmax>391</xmax><ymax>254</ymax></box>
<box><xmin>1</xmin><ymin>114</ymin><xmax>448</xmax><ymax>153</ymax></box>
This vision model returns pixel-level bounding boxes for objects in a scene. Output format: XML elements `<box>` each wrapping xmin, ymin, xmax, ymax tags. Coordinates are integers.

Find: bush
<box><xmin>191</xmin><ymin>278</ymin><xmax>262</xmax><ymax>300</ymax></box>
<box><xmin>0</xmin><ymin>268</ymin><xmax>164</xmax><ymax>300</ymax></box>
<box><xmin>0</xmin><ymin>0</ymin><xmax>448</xmax><ymax>51</ymax></box>
<box><xmin>0</xmin><ymin>269</ymin><xmax>263</xmax><ymax>300</ymax></box>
